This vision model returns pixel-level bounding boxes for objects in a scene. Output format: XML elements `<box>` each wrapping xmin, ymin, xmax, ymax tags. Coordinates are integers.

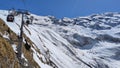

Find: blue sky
<box><xmin>0</xmin><ymin>0</ymin><xmax>120</xmax><ymax>18</ymax></box>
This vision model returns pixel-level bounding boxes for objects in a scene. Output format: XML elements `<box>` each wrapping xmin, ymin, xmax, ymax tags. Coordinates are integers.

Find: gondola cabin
<box><xmin>7</xmin><ymin>15</ymin><xmax>14</xmax><ymax>22</ymax></box>
<box><xmin>26</xmin><ymin>19</ymin><xmax>30</xmax><ymax>24</ymax></box>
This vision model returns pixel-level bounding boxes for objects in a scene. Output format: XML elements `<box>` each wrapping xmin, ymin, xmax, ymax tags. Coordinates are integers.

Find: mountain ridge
<box><xmin>0</xmin><ymin>10</ymin><xmax>120</xmax><ymax>68</ymax></box>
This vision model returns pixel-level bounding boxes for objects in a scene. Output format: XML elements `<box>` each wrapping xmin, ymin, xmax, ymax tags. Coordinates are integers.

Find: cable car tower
<box><xmin>15</xmin><ymin>9</ymin><xmax>30</xmax><ymax>63</ymax></box>
<box><xmin>6</xmin><ymin>0</ymin><xmax>30</xmax><ymax>63</ymax></box>
<box><xmin>6</xmin><ymin>9</ymin><xmax>30</xmax><ymax>66</ymax></box>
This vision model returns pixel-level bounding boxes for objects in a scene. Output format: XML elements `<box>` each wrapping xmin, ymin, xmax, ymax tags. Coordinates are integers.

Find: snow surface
<box><xmin>12</xmin><ymin>44</ymin><xmax>17</xmax><ymax>53</ymax></box>
<box><xmin>0</xmin><ymin>10</ymin><xmax>120</xmax><ymax>68</ymax></box>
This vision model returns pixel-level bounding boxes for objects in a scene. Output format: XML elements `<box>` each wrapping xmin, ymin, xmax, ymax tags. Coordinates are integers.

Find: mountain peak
<box><xmin>0</xmin><ymin>10</ymin><xmax>120</xmax><ymax>68</ymax></box>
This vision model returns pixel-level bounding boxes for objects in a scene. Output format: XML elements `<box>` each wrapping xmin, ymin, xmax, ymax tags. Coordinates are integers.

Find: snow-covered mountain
<box><xmin>0</xmin><ymin>10</ymin><xmax>120</xmax><ymax>68</ymax></box>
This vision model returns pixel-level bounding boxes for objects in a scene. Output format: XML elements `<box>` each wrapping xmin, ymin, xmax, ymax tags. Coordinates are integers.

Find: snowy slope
<box><xmin>0</xmin><ymin>10</ymin><xmax>120</xmax><ymax>68</ymax></box>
